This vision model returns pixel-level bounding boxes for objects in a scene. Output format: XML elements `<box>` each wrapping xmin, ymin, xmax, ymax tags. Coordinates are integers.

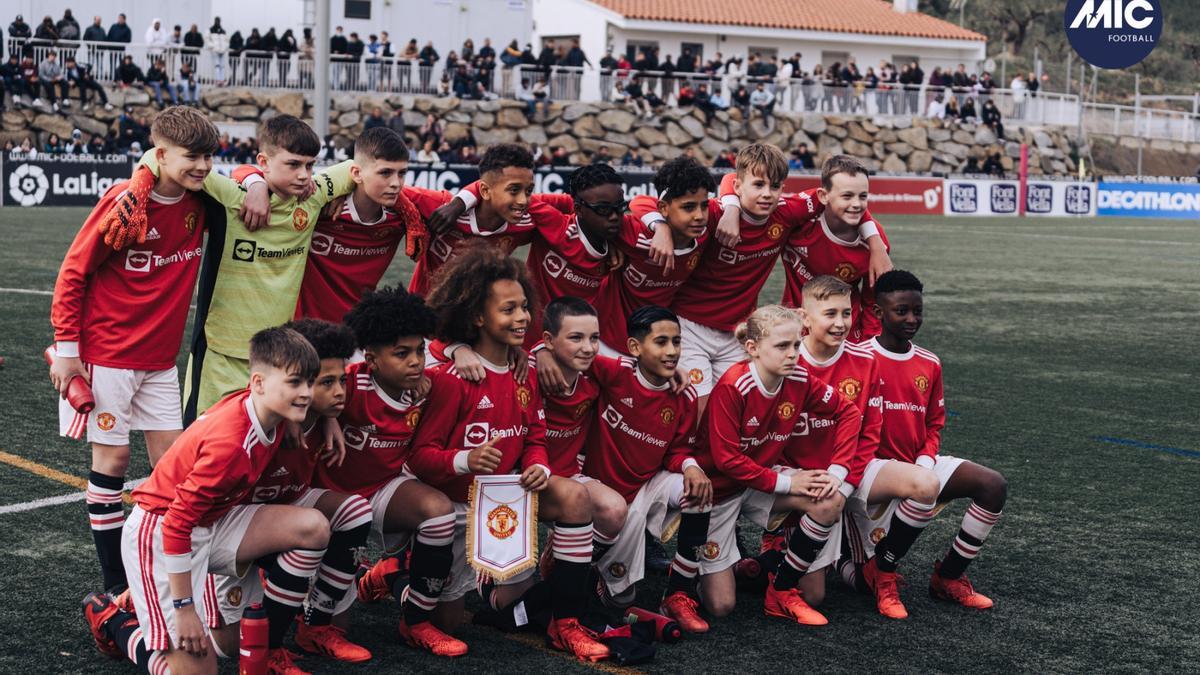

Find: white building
<box><xmin>533</xmin><ymin>0</ymin><xmax>987</xmax><ymax>102</ymax></box>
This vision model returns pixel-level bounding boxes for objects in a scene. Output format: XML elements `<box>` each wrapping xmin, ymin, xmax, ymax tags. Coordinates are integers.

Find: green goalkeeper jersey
<box><xmin>139</xmin><ymin>154</ymin><xmax>355</xmax><ymax>358</ymax></box>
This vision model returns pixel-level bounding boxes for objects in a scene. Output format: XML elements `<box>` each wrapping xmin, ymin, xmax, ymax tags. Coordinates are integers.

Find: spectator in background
<box><xmin>1026</xmin><ymin>71</ymin><xmax>1040</xmax><ymax>98</ymax></box>
<box><xmin>907</xmin><ymin>60</ymin><xmax>924</xmax><ymax>113</ymax></box>
<box><xmin>501</xmin><ymin>39</ymin><xmax>522</xmax><ymax>67</ymax></box>
<box><xmin>944</xmin><ymin>95</ymin><xmax>960</xmax><ymax>124</ymax></box>
<box><xmin>732</xmin><ymin>84</ymin><xmax>752</xmax><ymax>121</ymax></box>
<box><xmin>38</xmin><ymin>50</ymin><xmax>68</xmax><ymax>111</ymax></box>
<box><xmin>622</xmin><ymin>74</ymin><xmax>653</xmax><ymax>118</ymax></box>
<box><xmin>144</xmin><ymin>18</ymin><xmax>167</xmax><ymax>60</ymax></box>
<box><xmin>550</xmin><ymin>146</ymin><xmax>569</xmax><ymax>166</ymax></box>
<box><xmin>170</xmin><ymin>24</ymin><xmax>183</xmax><ymax>47</ymax></box>
<box><xmin>592</xmin><ymin>145</ymin><xmax>612</xmax><ymax>165</ymax></box>
<box><xmin>982</xmin><ymin>151</ymin><xmax>1004</xmax><ymax>176</ymax></box>
<box><xmin>176</xmin><ymin>61</ymin><xmax>200</xmax><ymax>104</ymax></box>
<box><xmin>599</xmin><ymin>49</ymin><xmax>617</xmax><ymax>71</ymax></box>
<box><xmin>959</xmin><ymin>96</ymin><xmax>977</xmax><ymax>123</ymax></box>
<box><xmin>116</xmin><ymin>54</ymin><xmax>143</xmax><ymax>88</ymax></box>
<box><xmin>364</xmin><ymin>106</ymin><xmax>387</xmax><ymax>131</ymax></box>
<box><xmin>2</xmin><ymin>53</ymin><xmax>29</xmax><ymax>105</ymax></box>
<box><xmin>1011</xmin><ymin>73</ymin><xmax>1027</xmax><ymax>118</ymax></box>
<box><xmin>366</xmin><ymin>33</ymin><xmax>383</xmax><ymax>87</ymax></box>
<box><xmin>181</xmin><ymin>23</ymin><xmax>204</xmax><ymax>71</ymax></box>
<box><xmin>712</xmin><ymin>148</ymin><xmax>735</xmax><ymax>169</ymax></box>
<box><xmin>452</xmin><ymin>64</ymin><xmax>471</xmax><ymax>97</ymax></box>
<box><xmin>44</xmin><ymin>132</ymin><xmax>63</xmax><ymax>154</ymax></box>
<box><xmin>64</xmin><ymin>128</ymin><xmax>83</xmax><ymax>153</ymax></box>
<box><xmin>981</xmin><ymin>99</ymin><xmax>1004</xmax><ymax>139</ymax></box>
<box><xmin>127</xmin><ymin>140</ymin><xmax>145</xmax><ymax>160</ymax></box>
<box><xmin>470</xmin><ymin>79</ymin><xmax>497</xmax><ymax>100</ymax></box>
<box><xmin>536</xmin><ymin>41</ymin><xmax>556</xmax><ymax>75</ymax></box>
<box><xmin>379</xmin><ymin>31</ymin><xmax>394</xmax><ymax>88</ymax></box>
<box><xmin>460</xmin><ymin>38</ymin><xmax>475</xmax><ymax>63</ymax></box>
<box><xmin>209</xmin><ymin>18</ymin><xmax>228</xmax><ymax>84</ymax></box>
<box><xmin>749</xmin><ymin>82</ymin><xmax>776</xmax><ymax>128</ymax></box>
<box><xmin>56</xmin><ymin>10</ymin><xmax>80</xmax><ymax>41</ymax></box>
<box><xmin>790</xmin><ymin>144</ymin><xmax>815</xmax><ymax>169</ymax></box>
<box><xmin>144</xmin><ymin>59</ymin><xmax>176</xmax><ymax>106</ymax></box>
<box><xmin>34</xmin><ymin>16</ymin><xmax>60</xmax><ymax>43</ymax></box>
<box><xmin>387</xmin><ymin>103</ymin><xmax>405</xmax><ymax>135</ymax></box>
<box><xmin>621</xmin><ymin>147</ymin><xmax>644</xmax><ymax>167</ymax></box>
<box><xmin>478</xmin><ymin>38</ymin><xmax>495</xmax><ymax>60</ymax></box>
<box><xmin>9</xmin><ymin>15</ymin><xmax>32</xmax><ymax>42</ymax></box>
<box><xmin>18</xmin><ymin>136</ymin><xmax>37</xmax><ymax>158</ymax></box>
<box><xmin>87</xmin><ymin>131</ymin><xmax>107</xmax><ymax>154</ymax></box>
<box><xmin>64</xmin><ymin>56</ymin><xmax>111</xmax><ymax>110</ymax></box>
<box><xmin>926</xmin><ymin>92</ymin><xmax>946</xmax><ymax>119</ymax></box>
<box><xmin>564</xmin><ymin>38</ymin><xmax>590</xmax><ymax>68</ymax></box>
<box><xmin>951</xmin><ymin>63</ymin><xmax>969</xmax><ymax>105</ymax></box>
<box><xmin>418</xmin><ymin>40</ymin><xmax>438</xmax><ymax>90</ymax></box>
<box><xmin>416</xmin><ymin>139</ymin><xmax>438</xmax><ymax>162</ymax></box>
<box><xmin>83</xmin><ymin>15</ymin><xmax>105</xmax><ymax>42</ymax></box>
<box><xmin>105</xmin><ymin>13</ymin><xmax>132</xmax><ymax>77</ymax></box>
<box><xmin>419</xmin><ymin>113</ymin><xmax>442</xmax><ymax>147</ymax></box>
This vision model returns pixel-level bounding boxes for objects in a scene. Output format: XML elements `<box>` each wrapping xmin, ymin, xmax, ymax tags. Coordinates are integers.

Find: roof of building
<box><xmin>587</xmin><ymin>0</ymin><xmax>987</xmax><ymax>41</ymax></box>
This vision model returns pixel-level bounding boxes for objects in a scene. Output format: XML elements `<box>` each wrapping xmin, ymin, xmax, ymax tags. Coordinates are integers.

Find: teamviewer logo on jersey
<box><xmin>717</xmin><ymin>248</ymin><xmax>737</xmax><ymax>264</ymax></box>
<box><xmin>793</xmin><ymin>412</ymin><xmax>810</xmax><ymax>436</ymax></box>
<box><xmin>343</xmin><ymin>426</ymin><xmax>368</xmax><ymax>451</ymax></box>
<box><xmin>124</xmin><ymin>250</ymin><xmax>152</xmax><ymax>272</ymax></box>
<box><xmin>1066</xmin><ymin>0</ymin><xmax>1160</xmax><ymax>69</ymax></box>
<box><xmin>232</xmin><ymin>239</ymin><xmax>257</xmax><ymax>262</ymax></box>
<box><xmin>625</xmin><ymin>266</ymin><xmax>647</xmax><ymax>288</ymax></box>
<box><xmin>464</xmin><ymin>422</ymin><xmax>490</xmax><ymax>448</ymax></box>
<box><xmin>310</xmin><ymin>232</ymin><xmax>334</xmax><ymax>256</ymax></box>
<box><xmin>602</xmin><ymin>405</ymin><xmax>623</xmax><ymax>429</ymax></box>
<box><xmin>542</xmin><ymin>252</ymin><xmax>567</xmax><ymax>278</ymax></box>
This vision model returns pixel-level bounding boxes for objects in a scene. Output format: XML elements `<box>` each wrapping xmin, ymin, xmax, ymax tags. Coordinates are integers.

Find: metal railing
<box><xmin>1081</xmin><ymin>103</ymin><xmax>1199</xmax><ymax>143</ymax></box>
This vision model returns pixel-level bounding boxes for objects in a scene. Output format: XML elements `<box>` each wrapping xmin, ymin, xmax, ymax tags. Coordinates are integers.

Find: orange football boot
<box><xmin>548</xmin><ymin>617</ymin><xmax>610</xmax><ymax>662</ymax></box>
<box><xmin>266</xmin><ymin>648</ymin><xmax>310</xmax><ymax>675</ymax></box>
<box><xmin>295</xmin><ymin>623</ymin><xmax>372</xmax><ymax>663</ymax></box>
<box><xmin>929</xmin><ymin>561</ymin><xmax>994</xmax><ymax>609</ymax></box>
<box><xmin>764</xmin><ymin>585</ymin><xmax>829</xmax><ymax>626</ymax></box>
<box><xmin>660</xmin><ymin>591</ymin><xmax>710</xmax><ymax>633</ymax></box>
<box><xmin>356</xmin><ymin>556</ymin><xmax>401</xmax><ymax>604</ymax></box>
<box><xmin>399</xmin><ymin>619</ymin><xmax>469</xmax><ymax>657</ymax></box>
<box><xmin>863</xmin><ymin>558</ymin><xmax>908</xmax><ymax>620</ymax></box>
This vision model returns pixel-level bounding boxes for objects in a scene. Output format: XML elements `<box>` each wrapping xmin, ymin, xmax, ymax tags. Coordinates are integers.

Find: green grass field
<box><xmin>1</xmin><ymin>208</ymin><xmax>1198</xmax><ymax>674</ymax></box>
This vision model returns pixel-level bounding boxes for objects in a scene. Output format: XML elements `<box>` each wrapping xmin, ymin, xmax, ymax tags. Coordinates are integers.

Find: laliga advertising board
<box><xmin>3</xmin><ymin>156</ymin><xmax>135</xmax><ymax>207</ymax></box>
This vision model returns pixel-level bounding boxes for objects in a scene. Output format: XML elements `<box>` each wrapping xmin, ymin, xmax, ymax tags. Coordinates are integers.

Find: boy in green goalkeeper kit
<box><xmin>100</xmin><ymin>115</ymin><xmax>358</xmax><ymax>422</ymax></box>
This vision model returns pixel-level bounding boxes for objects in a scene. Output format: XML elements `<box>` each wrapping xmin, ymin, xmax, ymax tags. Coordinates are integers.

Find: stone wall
<box><xmin>1</xmin><ymin>87</ymin><xmax>1106</xmax><ymax>177</ymax></box>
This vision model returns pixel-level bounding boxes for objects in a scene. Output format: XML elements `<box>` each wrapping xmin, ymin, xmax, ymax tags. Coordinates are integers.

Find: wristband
<box><xmin>172</xmin><ymin>597</ymin><xmax>194</xmax><ymax>610</ymax></box>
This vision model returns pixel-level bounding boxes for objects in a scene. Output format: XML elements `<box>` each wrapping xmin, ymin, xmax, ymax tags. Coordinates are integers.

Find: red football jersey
<box><xmin>408</xmin><ymin>359</ymin><xmax>549</xmax><ymax>503</ymax></box>
<box><xmin>405</xmin><ymin>186</ymin><xmax>542</xmax><ymax>296</ymax></box>
<box><xmin>296</xmin><ymin>197</ymin><xmax>407</xmax><ymax>322</ymax></box>
<box><xmin>247</xmin><ymin>421</ymin><xmax>325</xmax><ymax>505</ymax></box>
<box><xmin>132</xmin><ymin>390</ymin><xmax>283</xmax><ymax>557</ymax></box>
<box><xmin>52</xmin><ymin>185</ymin><xmax>205</xmax><ymax>370</ymax></box>
<box><xmin>785</xmin><ymin>340</ymin><xmax>883</xmax><ymax>487</ymax></box>
<box><xmin>592</xmin><ymin>201</ymin><xmax>708</xmax><ymax>354</ymax></box>
<box><xmin>314</xmin><ymin>361</ymin><xmax>425</xmax><ymax>497</ymax></box>
<box><xmin>542</xmin><ymin>368</ymin><xmax>601</xmax><ymax>477</ymax></box>
<box><xmin>781</xmin><ymin>212</ymin><xmax>887</xmax><ymax>342</ymax></box>
<box><xmin>582</xmin><ymin>355</ymin><xmax>698</xmax><ymax>503</ymax></box>
<box><xmin>868</xmin><ymin>338</ymin><xmax>945</xmax><ymax>465</ymax></box>
<box><xmin>668</xmin><ymin>173</ymin><xmax>820</xmax><ymax>331</ymax></box>
<box><xmin>698</xmin><ymin>361</ymin><xmax>859</xmax><ymax>502</ymax></box>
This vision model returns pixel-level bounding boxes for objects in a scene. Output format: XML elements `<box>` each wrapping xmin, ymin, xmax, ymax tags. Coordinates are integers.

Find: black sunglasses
<box><xmin>577</xmin><ymin>199</ymin><xmax>628</xmax><ymax>217</ymax></box>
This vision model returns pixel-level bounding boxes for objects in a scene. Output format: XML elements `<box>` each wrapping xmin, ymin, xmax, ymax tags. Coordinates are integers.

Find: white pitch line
<box><xmin>0</xmin><ymin>477</ymin><xmax>146</xmax><ymax>516</ymax></box>
<box><xmin>0</xmin><ymin>287</ymin><xmax>53</xmax><ymax>296</ymax></box>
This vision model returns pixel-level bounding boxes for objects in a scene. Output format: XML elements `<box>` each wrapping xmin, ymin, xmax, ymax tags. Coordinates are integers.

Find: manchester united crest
<box><xmin>608</xmin><ymin>562</ymin><xmax>627</xmax><ymax>579</ymax></box>
<box><xmin>688</xmin><ymin>368</ymin><xmax>704</xmax><ymax>384</ymax></box>
<box><xmin>406</xmin><ymin>408</ymin><xmax>422</xmax><ymax>429</ymax></box>
<box><xmin>226</xmin><ymin>586</ymin><xmax>243</xmax><ymax>607</ymax></box>
<box><xmin>778</xmin><ymin>401</ymin><xmax>796</xmax><ymax>421</ymax></box>
<box><xmin>573</xmin><ymin>401</ymin><xmax>591</xmax><ymax>420</ymax></box>
<box><xmin>870</xmin><ymin>527</ymin><xmax>887</xmax><ymax>545</ymax></box>
<box><xmin>838</xmin><ymin>377</ymin><xmax>863</xmax><ymax>400</ymax></box>
<box><xmin>292</xmin><ymin>208</ymin><xmax>309</xmax><ymax>231</ymax></box>
<box><xmin>702</xmin><ymin>541</ymin><xmax>720</xmax><ymax>560</ymax></box>
<box><xmin>914</xmin><ymin>375</ymin><xmax>930</xmax><ymax>393</ymax></box>
<box><xmin>659</xmin><ymin>407</ymin><xmax>675</xmax><ymax>425</ymax></box>
<box><xmin>486</xmin><ymin>504</ymin><xmax>518</xmax><ymax>540</ymax></box>
<box><xmin>184</xmin><ymin>211</ymin><xmax>197</xmax><ymax>232</ymax></box>
<box><xmin>96</xmin><ymin>412</ymin><xmax>116</xmax><ymax>431</ymax></box>
<box><xmin>767</xmin><ymin>222</ymin><xmax>785</xmax><ymax>240</ymax></box>
<box><xmin>835</xmin><ymin>262</ymin><xmax>856</xmax><ymax>281</ymax></box>
<box><xmin>687</xmin><ymin>255</ymin><xmax>700</xmax><ymax>270</ymax></box>
<box><xmin>516</xmin><ymin>386</ymin><xmax>531</xmax><ymax>410</ymax></box>
<box><xmin>499</xmin><ymin>236</ymin><xmax>513</xmax><ymax>251</ymax></box>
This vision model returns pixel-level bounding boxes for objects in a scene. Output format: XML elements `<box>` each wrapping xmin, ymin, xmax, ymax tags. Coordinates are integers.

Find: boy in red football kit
<box><xmin>206</xmin><ymin>319</ymin><xmax>373</xmax><ymax>665</ymax></box>
<box><xmin>317</xmin><ymin>287</ymin><xmax>465</xmax><ymax>657</ymax></box>
<box><xmin>694</xmin><ymin>305</ymin><xmax>861</xmax><ymax>627</ymax></box>
<box><xmin>276</xmin><ymin>127</ymin><xmax>426</xmax><ymax>322</ymax></box>
<box><xmin>50</xmin><ymin>106</ymin><xmax>219</xmax><ymax>596</ymax></box>
<box><xmin>849</xmin><ymin>271</ymin><xmax>1008</xmax><ymax>620</ymax></box>
<box><xmin>716</xmin><ymin>153</ymin><xmax>894</xmax><ymax>343</ymax></box>
<box><xmin>578</xmin><ymin>306</ymin><xmax>714</xmax><ymax>630</ymax></box>
<box><xmin>594</xmin><ymin>157</ymin><xmax>713</xmax><ymax>357</ymax></box>
<box><xmin>407</xmin><ymin>244</ymin><xmax>609</xmax><ymax>661</ymax></box>
<box><xmin>83</xmin><ymin>328</ymin><xmax>331</xmax><ymax>675</ymax></box>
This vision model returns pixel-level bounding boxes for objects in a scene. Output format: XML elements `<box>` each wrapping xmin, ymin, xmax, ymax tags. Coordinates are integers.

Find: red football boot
<box><xmin>547</xmin><ymin>617</ymin><xmax>609</xmax><ymax>662</ymax></box>
<box><xmin>660</xmin><ymin>591</ymin><xmax>709</xmax><ymax>633</ymax></box>
<box><xmin>356</xmin><ymin>556</ymin><xmax>401</xmax><ymax>604</ymax></box>
<box><xmin>863</xmin><ymin>558</ymin><xmax>908</xmax><ymax>620</ymax></box>
<box><xmin>266</xmin><ymin>648</ymin><xmax>310</xmax><ymax>675</ymax></box>
<box><xmin>764</xmin><ymin>585</ymin><xmax>828</xmax><ymax>626</ymax></box>
<box><xmin>81</xmin><ymin>592</ymin><xmax>123</xmax><ymax>659</ymax></box>
<box><xmin>929</xmin><ymin>561</ymin><xmax>994</xmax><ymax>609</ymax></box>
<box><xmin>399</xmin><ymin>619</ymin><xmax>469</xmax><ymax>657</ymax></box>
<box><xmin>295</xmin><ymin>623</ymin><xmax>372</xmax><ymax>663</ymax></box>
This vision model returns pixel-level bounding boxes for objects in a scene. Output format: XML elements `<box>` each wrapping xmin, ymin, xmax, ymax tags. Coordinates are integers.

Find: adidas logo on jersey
<box><xmin>748</xmin><ymin>416</ymin><xmax>760</xmax><ymax>428</ymax></box>
<box><xmin>145</xmin><ymin>227</ymin><xmax>161</xmax><ymax>240</ymax></box>
<box><xmin>477</xmin><ymin>395</ymin><xmax>494</xmax><ymax>410</ymax></box>
<box><xmin>620</xmin><ymin>397</ymin><xmax>634</xmax><ymax>407</ymax></box>
<box><xmin>270</xmin><ymin>466</ymin><xmax>289</xmax><ymax>477</ymax></box>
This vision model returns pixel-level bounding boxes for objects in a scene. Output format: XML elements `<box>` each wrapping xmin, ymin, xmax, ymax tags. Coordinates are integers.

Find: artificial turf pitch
<box><xmin>0</xmin><ymin>208</ymin><xmax>1197</xmax><ymax>674</ymax></box>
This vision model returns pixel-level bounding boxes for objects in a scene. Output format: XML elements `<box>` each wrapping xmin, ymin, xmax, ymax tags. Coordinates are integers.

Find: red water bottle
<box><xmin>238</xmin><ymin>603</ymin><xmax>269</xmax><ymax>675</ymax></box>
<box><xmin>624</xmin><ymin>606</ymin><xmax>682</xmax><ymax>643</ymax></box>
<box><xmin>43</xmin><ymin>346</ymin><xmax>95</xmax><ymax>414</ymax></box>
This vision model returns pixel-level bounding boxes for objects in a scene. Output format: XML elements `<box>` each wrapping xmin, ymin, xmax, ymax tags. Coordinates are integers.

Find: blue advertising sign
<box><xmin>1097</xmin><ymin>182</ymin><xmax>1200</xmax><ymax>219</ymax></box>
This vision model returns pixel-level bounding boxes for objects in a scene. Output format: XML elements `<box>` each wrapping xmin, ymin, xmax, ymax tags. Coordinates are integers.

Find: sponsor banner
<box><xmin>2</xmin><ymin>155</ymin><xmax>134</xmax><ymax>207</ymax></box>
<box><xmin>1023</xmin><ymin>180</ymin><xmax>1097</xmax><ymax>217</ymax></box>
<box><xmin>782</xmin><ymin>175</ymin><xmax>945</xmax><ymax>215</ymax></box>
<box><xmin>401</xmin><ymin>164</ymin><xmax>660</xmax><ymax>199</ymax></box>
<box><xmin>1096</xmin><ymin>182</ymin><xmax>1200</xmax><ymax>219</ymax></box>
<box><xmin>943</xmin><ymin>178</ymin><xmax>1022</xmax><ymax>216</ymax></box>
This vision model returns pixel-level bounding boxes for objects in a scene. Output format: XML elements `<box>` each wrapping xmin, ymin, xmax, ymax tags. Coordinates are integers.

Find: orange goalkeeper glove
<box><xmin>405</xmin><ymin>219</ymin><xmax>428</xmax><ymax>261</ymax></box>
<box><xmin>97</xmin><ymin>165</ymin><xmax>154</xmax><ymax>250</ymax></box>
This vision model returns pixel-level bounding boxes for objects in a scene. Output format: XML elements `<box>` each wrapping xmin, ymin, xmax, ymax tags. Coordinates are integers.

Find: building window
<box><xmin>681</xmin><ymin>41</ymin><xmax>704</xmax><ymax>62</ymax></box>
<box><xmin>625</xmin><ymin>40</ymin><xmax>658</xmax><ymax>62</ymax></box>
<box><xmin>821</xmin><ymin>50</ymin><xmax>850</xmax><ymax>69</ymax></box>
<box><xmin>345</xmin><ymin>0</ymin><xmax>371</xmax><ymax>20</ymax></box>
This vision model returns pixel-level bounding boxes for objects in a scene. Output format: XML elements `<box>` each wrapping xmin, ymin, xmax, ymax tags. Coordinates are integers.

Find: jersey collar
<box><xmin>748</xmin><ymin>362</ymin><xmax>782</xmax><ymax>397</ymax></box>
<box><xmin>571</xmin><ymin>218</ymin><xmax>608</xmax><ymax>258</ymax></box>
<box><xmin>819</xmin><ymin>213</ymin><xmax>863</xmax><ymax>248</ymax></box>
<box><xmin>467</xmin><ymin>209</ymin><xmax>509</xmax><ymax>237</ymax></box>
<box><xmin>800</xmin><ymin>339</ymin><xmax>846</xmax><ymax>369</ymax></box>
<box><xmin>634</xmin><ymin>364</ymin><xmax>670</xmax><ymax>392</ymax></box>
<box><xmin>346</xmin><ymin>195</ymin><xmax>391</xmax><ymax>225</ymax></box>
<box><xmin>370</xmin><ymin>375</ymin><xmax>413</xmax><ymax>410</ymax></box>
<box><xmin>243</xmin><ymin>395</ymin><xmax>277</xmax><ymax>446</ymax></box>
<box><xmin>478</xmin><ymin>354</ymin><xmax>511</xmax><ymax>374</ymax></box>
<box><xmin>869</xmin><ymin>337</ymin><xmax>916</xmax><ymax>361</ymax></box>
